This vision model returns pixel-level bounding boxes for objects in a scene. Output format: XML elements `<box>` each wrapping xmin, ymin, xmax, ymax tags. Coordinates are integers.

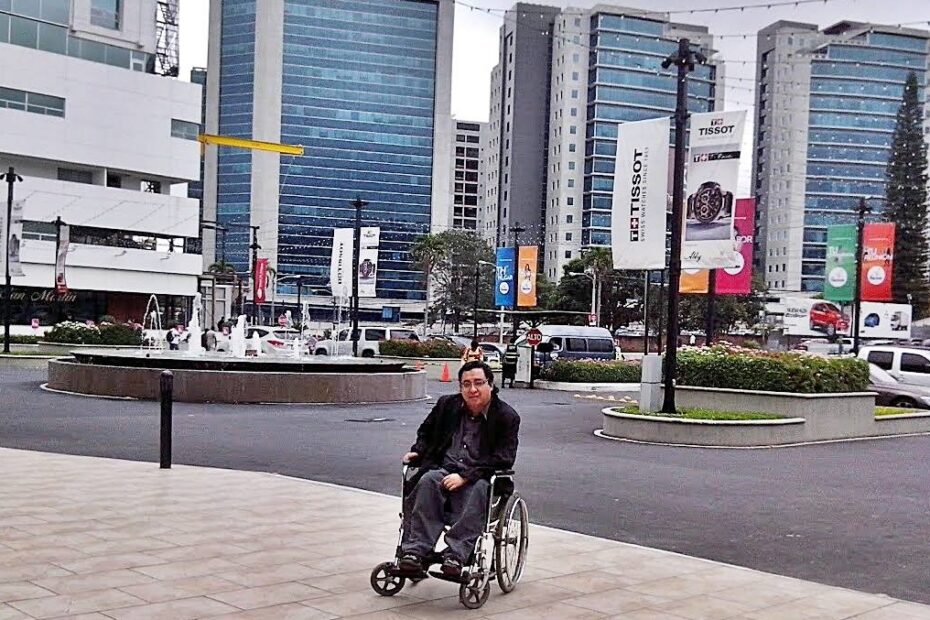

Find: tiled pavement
<box><xmin>0</xmin><ymin>448</ymin><xmax>928</xmax><ymax>620</ymax></box>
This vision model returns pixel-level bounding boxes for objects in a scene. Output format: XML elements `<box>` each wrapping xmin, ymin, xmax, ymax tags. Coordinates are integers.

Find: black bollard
<box><xmin>160</xmin><ymin>370</ymin><xmax>173</xmax><ymax>469</ymax></box>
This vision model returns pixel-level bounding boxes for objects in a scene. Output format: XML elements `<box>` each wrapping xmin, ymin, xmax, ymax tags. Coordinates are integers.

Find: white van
<box><xmin>858</xmin><ymin>346</ymin><xmax>930</xmax><ymax>387</ymax></box>
<box><xmin>515</xmin><ymin>325</ymin><xmax>619</xmax><ymax>362</ymax></box>
<box><xmin>313</xmin><ymin>326</ymin><xmax>419</xmax><ymax>357</ymax></box>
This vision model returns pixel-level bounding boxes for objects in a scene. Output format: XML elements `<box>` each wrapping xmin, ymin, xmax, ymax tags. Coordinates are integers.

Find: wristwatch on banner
<box><xmin>687</xmin><ymin>181</ymin><xmax>733</xmax><ymax>224</ymax></box>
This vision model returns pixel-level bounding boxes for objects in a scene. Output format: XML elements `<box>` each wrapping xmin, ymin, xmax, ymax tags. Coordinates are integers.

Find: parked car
<box><xmin>859</xmin><ymin>345</ymin><xmax>930</xmax><ymax>387</ymax></box>
<box><xmin>809</xmin><ymin>301</ymin><xmax>849</xmax><ymax>337</ymax></box>
<box><xmin>313</xmin><ymin>326</ymin><xmax>420</xmax><ymax>357</ymax></box>
<box><xmin>245</xmin><ymin>326</ymin><xmax>311</xmax><ymax>356</ymax></box>
<box><xmin>515</xmin><ymin>325</ymin><xmax>618</xmax><ymax>364</ymax></box>
<box><xmin>868</xmin><ymin>363</ymin><xmax>930</xmax><ymax>409</ymax></box>
<box><xmin>480</xmin><ymin>342</ymin><xmax>503</xmax><ymax>369</ymax></box>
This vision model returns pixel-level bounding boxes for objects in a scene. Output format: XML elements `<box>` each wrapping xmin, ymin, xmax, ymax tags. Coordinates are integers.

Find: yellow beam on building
<box><xmin>197</xmin><ymin>134</ymin><xmax>304</xmax><ymax>156</ymax></box>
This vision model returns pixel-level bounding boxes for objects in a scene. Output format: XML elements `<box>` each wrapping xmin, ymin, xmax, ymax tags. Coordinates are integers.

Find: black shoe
<box><xmin>398</xmin><ymin>554</ymin><xmax>423</xmax><ymax>574</ymax></box>
<box><xmin>440</xmin><ymin>555</ymin><xmax>463</xmax><ymax>578</ymax></box>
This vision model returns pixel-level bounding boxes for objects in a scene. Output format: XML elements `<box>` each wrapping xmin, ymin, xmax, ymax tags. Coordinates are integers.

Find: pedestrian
<box><xmin>502</xmin><ymin>335</ymin><xmax>519</xmax><ymax>388</ymax></box>
<box><xmin>460</xmin><ymin>339</ymin><xmax>484</xmax><ymax>366</ymax></box>
<box><xmin>165</xmin><ymin>324</ymin><xmax>184</xmax><ymax>350</ymax></box>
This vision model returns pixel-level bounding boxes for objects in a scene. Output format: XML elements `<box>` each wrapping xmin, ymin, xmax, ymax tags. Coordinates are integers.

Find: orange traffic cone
<box><xmin>439</xmin><ymin>362</ymin><xmax>452</xmax><ymax>382</ymax></box>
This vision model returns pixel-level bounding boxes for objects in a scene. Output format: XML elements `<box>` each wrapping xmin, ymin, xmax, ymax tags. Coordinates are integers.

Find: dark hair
<box><xmin>459</xmin><ymin>360</ymin><xmax>494</xmax><ymax>384</ymax></box>
<box><xmin>470</xmin><ymin>339</ymin><xmax>480</xmax><ymax>349</ymax></box>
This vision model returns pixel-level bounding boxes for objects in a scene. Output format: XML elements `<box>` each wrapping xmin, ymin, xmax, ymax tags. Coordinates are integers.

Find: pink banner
<box><xmin>254</xmin><ymin>258</ymin><xmax>268</xmax><ymax>303</ymax></box>
<box><xmin>717</xmin><ymin>198</ymin><xmax>755</xmax><ymax>295</ymax></box>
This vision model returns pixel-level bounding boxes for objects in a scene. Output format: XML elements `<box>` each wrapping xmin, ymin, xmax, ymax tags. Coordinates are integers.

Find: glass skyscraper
<box><xmin>205</xmin><ymin>0</ymin><xmax>453</xmax><ymax>311</ymax></box>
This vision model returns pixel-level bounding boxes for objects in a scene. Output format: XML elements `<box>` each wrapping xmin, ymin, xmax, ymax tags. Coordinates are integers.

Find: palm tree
<box><xmin>208</xmin><ymin>260</ymin><xmax>236</xmax><ymax>276</ymax></box>
<box><xmin>410</xmin><ymin>233</ymin><xmax>448</xmax><ymax>336</ymax></box>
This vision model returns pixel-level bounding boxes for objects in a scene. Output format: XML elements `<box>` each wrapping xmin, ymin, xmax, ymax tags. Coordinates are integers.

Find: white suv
<box><xmin>858</xmin><ymin>346</ymin><xmax>930</xmax><ymax>387</ymax></box>
<box><xmin>313</xmin><ymin>326</ymin><xmax>420</xmax><ymax>357</ymax></box>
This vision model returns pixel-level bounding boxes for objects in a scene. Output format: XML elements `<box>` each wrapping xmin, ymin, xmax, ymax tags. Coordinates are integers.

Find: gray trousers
<box><xmin>401</xmin><ymin>469</ymin><xmax>490</xmax><ymax>563</ymax></box>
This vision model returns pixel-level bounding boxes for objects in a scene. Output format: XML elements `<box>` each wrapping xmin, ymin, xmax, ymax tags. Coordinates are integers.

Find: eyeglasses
<box><xmin>460</xmin><ymin>379</ymin><xmax>488</xmax><ymax>390</ymax></box>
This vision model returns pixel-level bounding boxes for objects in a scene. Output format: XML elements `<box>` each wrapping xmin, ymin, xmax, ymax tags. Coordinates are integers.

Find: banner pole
<box><xmin>853</xmin><ymin>197</ymin><xmax>870</xmax><ymax>354</ymax></box>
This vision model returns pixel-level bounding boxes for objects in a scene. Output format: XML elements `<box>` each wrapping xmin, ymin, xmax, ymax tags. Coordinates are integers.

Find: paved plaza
<box><xmin>1</xmin><ymin>447</ymin><xmax>929</xmax><ymax>619</ymax></box>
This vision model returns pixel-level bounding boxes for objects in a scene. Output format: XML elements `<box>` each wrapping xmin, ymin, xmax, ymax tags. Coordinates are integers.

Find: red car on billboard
<box><xmin>809</xmin><ymin>302</ymin><xmax>849</xmax><ymax>337</ymax></box>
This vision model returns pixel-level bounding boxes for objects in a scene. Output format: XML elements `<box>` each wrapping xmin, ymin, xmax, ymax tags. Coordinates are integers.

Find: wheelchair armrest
<box><xmin>494</xmin><ymin>469</ymin><xmax>515</xmax><ymax>476</ymax></box>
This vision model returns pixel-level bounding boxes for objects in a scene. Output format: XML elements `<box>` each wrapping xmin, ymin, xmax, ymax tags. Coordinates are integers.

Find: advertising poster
<box><xmin>329</xmin><ymin>228</ymin><xmax>353</xmax><ymax>299</ymax></box>
<box><xmin>858</xmin><ymin>302</ymin><xmax>911</xmax><ymax>340</ymax></box>
<box><xmin>782</xmin><ymin>297</ymin><xmax>851</xmax><ymax>337</ymax></box>
<box><xmin>494</xmin><ymin>247</ymin><xmax>516</xmax><ymax>309</ymax></box>
<box><xmin>254</xmin><ymin>258</ymin><xmax>268</xmax><ymax>304</ymax></box>
<box><xmin>55</xmin><ymin>223</ymin><xmax>69</xmax><ymax>294</ymax></box>
<box><xmin>824</xmin><ymin>224</ymin><xmax>856</xmax><ymax>302</ymax></box>
<box><xmin>7</xmin><ymin>199</ymin><xmax>24</xmax><ymax>277</ymax></box>
<box><xmin>358</xmin><ymin>226</ymin><xmax>380</xmax><ymax>298</ymax></box>
<box><xmin>611</xmin><ymin>116</ymin><xmax>670</xmax><ymax>270</ymax></box>
<box><xmin>679</xmin><ymin>268</ymin><xmax>709</xmax><ymax>293</ymax></box>
<box><xmin>682</xmin><ymin>110</ymin><xmax>746</xmax><ymax>269</ymax></box>
<box><xmin>861</xmin><ymin>223</ymin><xmax>895</xmax><ymax>302</ymax></box>
<box><xmin>516</xmin><ymin>245</ymin><xmax>538</xmax><ymax>307</ymax></box>
<box><xmin>717</xmin><ymin>198</ymin><xmax>755</xmax><ymax>294</ymax></box>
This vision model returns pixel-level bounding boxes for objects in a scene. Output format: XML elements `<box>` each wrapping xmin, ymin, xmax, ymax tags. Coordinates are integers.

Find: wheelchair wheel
<box><xmin>494</xmin><ymin>493</ymin><xmax>529</xmax><ymax>593</ymax></box>
<box><xmin>459</xmin><ymin>572</ymin><xmax>491</xmax><ymax>609</ymax></box>
<box><xmin>370</xmin><ymin>562</ymin><xmax>405</xmax><ymax>596</ymax></box>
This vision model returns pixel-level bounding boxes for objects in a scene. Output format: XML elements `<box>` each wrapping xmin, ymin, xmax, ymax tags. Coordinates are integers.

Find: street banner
<box><xmin>254</xmin><ymin>258</ymin><xmax>268</xmax><ymax>304</ymax></box>
<box><xmin>611</xmin><ymin>116</ymin><xmax>670</xmax><ymax>269</ymax></box>
<box><xmin>682</xmin><ymin>110</ymin><xmax>746</xmax><ymax>269</ymax></box>
<box><xmin>861</xmin><ymin>223</ymin><xmax>895</xmax><ymax>302</ymax></box>
<box><xmin>824</xmin><ymin>224</ymin><xmax>856</xmax><ymax>302</ymax></box>
<box><xmin>55</xmin><ymin>223</ymin><xmax>69</xmax><ymax>293</ymax></box>
<box><xmin>516</xmin><ymin>245</ymin><xmax>538</xmax><ymax>307</ymax></box>
<box><xmin>7</xmin><ymin>199</ymin><xmax>24</xmax><ymax>277</ymax></box>
<box><xmin>782</xmin><ymin>297</ymin><xmax>851</xmax><ymax>337</ymax></box>
<box><xmin>329</xmin><ymin>228</ymin><xmax>353</xmax><ymax>300</ymax></box>
<box><xmin>858</xmin><ymin>301</ymin><xmax>911</xmax><ymax>339</ymax></box>
<box><xmin>358</xmin><ymin>226</ymin><xmax>380</xmax><ymax>298</ymax></box>
<box><xmin>679</xmin><ymin>268</ymin><xmax>709</xmax><ymax>293</ymax></box>
<box><xmin>717</xmin><ymin>198</ymin><xmax>755</xmax><ymax>295</ymax></box>
<box><xmin>494</xmin><ymin>247</ymin><xmax>516</xmax><ymax>309</ymax></box>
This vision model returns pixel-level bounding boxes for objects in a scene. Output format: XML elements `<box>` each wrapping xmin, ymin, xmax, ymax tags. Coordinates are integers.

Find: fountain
<box><xmin>186</xmin><ymin>293</ymin><xmax>204</xmax><ymax>356</ymax></box>
<box><xmin>141</xmin><ymin>295</ymin><xmax>164</xmax><ymax>351</ymax></box>
<box><xmin>229</xmin><ymin>315</ymin><xmax>247</xmax><ymax>358</ymax></box>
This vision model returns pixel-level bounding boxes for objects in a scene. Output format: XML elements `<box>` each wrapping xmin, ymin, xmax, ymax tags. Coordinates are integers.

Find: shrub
<box><xmin>380</xmin><ymin>339</ymin><xmax>463</xmax><ymax>359</ymax></box>
<box><xmin>10</xmin><ymin>335</ymin><xmax>40</xmax><ymax>344</ymax></box>
<box><xmin>676</xmin><ymin>344</ymin><xmax>868</xmax><ymax>394</ymax></box>
<box><xmin>98</xmin><ymin>323</ymin><xmax>143</xmax><ymax>346</ymax></box>
<box><xmin>98</xmin><ymin>315</ymin><xmax>117</xmax><ymax>325</ymax></box>
<box><xmin>43</xmin><ymin>321</ymin><xmax>101</xmax><ymax>344</ymax></box>
<box><xmin>540</xmin><ymin>359</ymin><xmax>642</xmax><ymax>383</ymax></box>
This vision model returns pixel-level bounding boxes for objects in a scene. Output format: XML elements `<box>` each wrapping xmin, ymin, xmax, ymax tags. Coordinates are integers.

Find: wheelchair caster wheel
<box><xmin>459</xmin><ymin>572</ymin><xmax>490</xmax><ymax>609</ymax></box>
<box><xmin>370</xmin><ymin>562</ymin><xmax>405</xmax><ymax>596</ymax></box>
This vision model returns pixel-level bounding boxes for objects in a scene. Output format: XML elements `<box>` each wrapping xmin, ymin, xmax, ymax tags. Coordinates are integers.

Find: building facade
<box><xmin>203</xmin><ymin>0</ymin><xmax>453</xmax><ymax>318</ymax></box>
<box><xmin>753</xmin><ymin>21</ymin><xmax>930</xmax><ymax>293</ymax></box>
<box><xmin>0</xmin><ymin>0</ymin><xmax>202</xmax><ymax>327</ymax></box>
<box><xmin>450</xmin><ymin>119</ymin><xmax>488</xmax><ymax>231</ymax></box>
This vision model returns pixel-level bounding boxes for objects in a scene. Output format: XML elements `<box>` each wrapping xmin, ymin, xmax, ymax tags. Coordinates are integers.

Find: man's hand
<box><xmin>402</xmin><ymin>452</ymin><xmax>419</xmax><ymax>464</ymax></box>
<box><xmin>442</xmin><ymin>473</ymin><xmax>466</xmax><ymax>492</ymax></box>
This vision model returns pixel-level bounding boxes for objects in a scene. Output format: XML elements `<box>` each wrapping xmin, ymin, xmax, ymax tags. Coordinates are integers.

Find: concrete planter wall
<box><xmin>602</xmin><ymin>408</ymin><xmax>806</xmax><ymax>447</ymax></box>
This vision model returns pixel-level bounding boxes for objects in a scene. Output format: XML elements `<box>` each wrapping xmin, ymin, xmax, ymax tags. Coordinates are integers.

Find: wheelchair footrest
<box><xmin>427</xmin><ymin>569</ymin><xmax>469</xmax><ymax>584</ymax></box>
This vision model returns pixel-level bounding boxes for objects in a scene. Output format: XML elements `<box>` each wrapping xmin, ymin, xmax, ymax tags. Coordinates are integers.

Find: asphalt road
<box><xmin>3</xmin><ymin>368</ymin><xmax>930</xmax><ymax>604</ymax></box>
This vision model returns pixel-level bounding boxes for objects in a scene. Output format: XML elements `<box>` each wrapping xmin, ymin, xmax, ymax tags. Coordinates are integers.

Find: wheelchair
<box><xmin>370</xmin><ymin>464</ymin><xmax>529</xmax><ymax>609</ymax></box>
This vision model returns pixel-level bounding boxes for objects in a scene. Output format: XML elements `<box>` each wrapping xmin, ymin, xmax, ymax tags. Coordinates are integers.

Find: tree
<box><xmin>884</xmin><ymin>71</ymin><xmax>930</xmax><ymax>317</ymax></box>
<box><xmin>678</xmin><ymin>274</ymin><xmax>767</xmax><ymax>334</ymax></box>
<box><xmin>552</xmin><ymin>249</ymin><xmax>645</xmax><ymax>331</ymax></box>
<box><xmin>208</xmin><ymin>260</ymin><xmax>236</xmax><ymax>278</ymax></box>
<box><xmin>427</xmin><ymin>231</ymin><xmax>495</xmax><ymax>332</ymax></box>
<box><xmin>410</xmin><ymin>233</ymin><xmax>448</xmax><ymax>334</ymax></box>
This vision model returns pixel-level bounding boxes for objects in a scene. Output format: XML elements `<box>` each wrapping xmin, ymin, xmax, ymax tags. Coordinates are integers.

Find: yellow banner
<box><xmin>516</xmin><ymin>246</ymin><xmax>538</xmax><ymax>307</ymax></box>
<box><xmin>680</xmin><ymin>268</ymin><xmax>709</xmax><ymax>294</ymax></box>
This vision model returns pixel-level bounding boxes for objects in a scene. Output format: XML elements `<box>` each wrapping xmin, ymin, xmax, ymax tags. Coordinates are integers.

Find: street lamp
<box><xmin>568</xmin><ymin>269</ymin><xmax>598</xmax><ymax>326</ymax></box>
<box><xmin>200</xmin><ymin>221</ymin><xmax>228</xmax><ymax>267</ymax></box>
<box><xmin>474</xmin><ymin>260</ymin><xmax>495</xmax><ymax>338</ymax></box>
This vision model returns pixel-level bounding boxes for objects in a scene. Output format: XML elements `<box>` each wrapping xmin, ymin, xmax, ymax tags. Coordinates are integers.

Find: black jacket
<box><xmin>409</xmin><ymin>392</ymin><xmax>520</xmax><ymax>483</ymax></box>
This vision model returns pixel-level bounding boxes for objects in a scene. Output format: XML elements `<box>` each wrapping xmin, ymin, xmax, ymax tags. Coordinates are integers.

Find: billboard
<box><xmin>682</xmin><ymin>110</ymin><xmax>746</xmax><ymax>269</ymax></box>
<box><xmin>611</xmin><ymin>116</ymin><xmax>669</xmax><ymax>270</ymax></box>
<box><xmin>716</xmin><ymin>198</ymin><xmax>755</xmax><ymax>295</ymax></box>
<box><xmin>861</xmin><ymin>223</ymin><xmax>895</xmax><ymax>302</ymax></box>
<box><xmin>55</xmin><ymin>223</ymin><xmax>69</xmax><ymax>293</ymax></box>
<box><xmin>782</xmin><ymin>297</ymin><xmax>851</xmax><ymax>337</ymax></box>
<box><xmin>358</xmin><ymin>226</ymin><xmax>380</xmax><ymax>298</ymax></box>
<box><xmin>516</xmin><ymin>245</ymin><xmax>538</xmax><ymax>307</ymax></box>
<box><xmin>823</xmin><ymin>225</ymin><xmax>856</xmax><ymax>302</ymax></box>
<box><xmin>858</xmin><ymin>302</ymin><xmax>911</xmax><ymax>340</ymax></box>
<box><xmin>679</xmin><ymin>268</ymin><xmax>709</xmax><ymax>293</ymax></box>
<box><xmin>329</xmin><ymin>228</ymin><xmax>353</xmax><ymax>300</ymax></box>
<box><xmin>254</xmin><ymin>258</ymin><xmax>268</xmax><ymax>303</ymax></box>
<box><xmin>494</xmin><ymin>247</ymin><xmax>516</xmax><ymax>309</ymax></box>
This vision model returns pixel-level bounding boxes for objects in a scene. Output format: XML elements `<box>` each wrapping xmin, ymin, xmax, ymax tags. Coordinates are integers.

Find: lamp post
<box><xmin>350</xmin><ymin>196</ymin><xmax>367</xmax><ymax>357</ymax></box>
<box><xmin>200</xmin><ymin>221</ymin><xmax>228</xmax><ymax>267</ymax></box>
<box><xmin>1</xmin><ymin>167</ymin><xmax>22</xmax><ymax>354</ymax></box>
<box><xmin>852</xmin><ymin>196</ymin><xmax>871</xmax><ymax>354</ymax></box>
<box><xmin>509</xmin><ymin>223</ymin><xmax>525</xmax><ymax>336</ymax></box>
<box><xmin>568</xmin><ymin>269</ymin><xmax>598</xmax><ymax>326</ymax></box>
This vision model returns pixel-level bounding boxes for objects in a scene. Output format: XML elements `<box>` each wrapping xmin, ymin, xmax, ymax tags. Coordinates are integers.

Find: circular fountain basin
<box><xmin>46</xmin><ymin>349</ymin><xmax>426</xmax><ymax>404</ymax></box>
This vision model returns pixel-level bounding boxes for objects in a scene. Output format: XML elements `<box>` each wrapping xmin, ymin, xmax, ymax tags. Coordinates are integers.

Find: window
<box><xmin>572</xmin><ymin>71</ymin><xmax>579</xmax><ymax>80</ymax></box>
<box><xmin>57</xmin><ymin>168</ymin><xmax>93</xmax><ymax>184</ymax></box>
<box><xmin>567</xmin><ymin>179</ymin><xmax>575</xmax><ymax>188</ymax></box>
<box><xmin>568</xmin><ymin>161</ymin><xmax>575</xmax><ymax>170</ymax></box>
<box><xmin>143</xmin><ymin>180</ymin><xmax>162</xmax><ymax>193</ymax></box>
<box><xmin>568</xmin><ymin>144</ymin><xmax>576</xmax><ymax>152</ymax></box>
<box><xmin>867</xmin><ymin>351</ymin><xmax>894</xmax><ymax>371</ymax></box>
<box><xmin>365</xmin><ymin>329</ymin><xmax>386</xmax><ymax>342</ymax></box>
<box><xmin>566</xmin><ymin>337</ymin><xmax>586</xmax><ymax>352</ymax></box>
<box><xmin>566</xmin><ymin>214</ymin><xmax>573</xmax><ymax>223</ymax></box>
<box><xmin>571</xmin><ymin>89</ymin><xmax>578</xmax><ymax>99</ymax></box>
<box><xmin>106</xmin><ymin>173</ymin><xmax>122</xmax><ymax>188</ymax></box>
<box><xmin>91</xmin><ymin>0</ymin><xmax>120</xmax><ymax>29</ymax></box>
<box><xmin>564</xmin><ymin>250</ymin><xmax>572</xmax><ymax>259</ymax></box>
<box><xmin>569</xmin><ymin>126</ymin><xmax>577</xmax><ymax>135</ymax></box>
<box><xmin>171</xmin><ymin>119</ymin><xmax>200</xmax><ymax>141</ymax></box>
<box><xmin>565</xmin><ymin>232</ymin><xmax>573</xmax><ymax>241</ymax></box>
<box><xmin>567</xmin><ymin>197</ymin><xmax>574</xmax><ymax>206</ymax></box>
<box><xmin>587</xmin><ymin>339</ymin><xmax>615</xmax><ymax>353</ymax></box>
<box><xmin>901</xmin><ymin>353</ymin><xmax>930</xmax><ymax>374</ymax></box>
<box><xmin>549</xmin><ymin>337</ymin><xmax>563</xmax><ymax>351</ymax></box>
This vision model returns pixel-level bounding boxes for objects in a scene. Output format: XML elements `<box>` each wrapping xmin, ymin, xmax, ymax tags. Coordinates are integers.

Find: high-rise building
<box><xmin>0</xmin><ymin>0</ymin><xmax>202</xmax><ymax>326</ymax></box>
<box><xmin>450</xmin><ymin>119</ymin><xmax>488</xmax><ymax>231</ymax></box>
<box><xmin>203</xmin><ymin>0</ymin><xmax>453</xmax><ymax>319</ymax></box>
<box><xmin>753</xmin><ymin>21</ymin><xmax>930</xmax><ymax>293</ymax></box>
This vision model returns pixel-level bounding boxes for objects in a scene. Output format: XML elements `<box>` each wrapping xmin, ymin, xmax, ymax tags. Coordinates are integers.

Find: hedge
<box><xmin>539</xmin><ymin>359</ymin><xmax>642</xmax><ymax>383</ymax></box>
<box><xmin>43</xmin><ymin>321</ymin><xmax>142</xmax><ymax>346</ymax></box>
<box><xmin>380</xmin><ymin>339</ymin><xmax>463</xmax><ymax>359</ymax></box>
<box><xmin>10</xmin><ymin>335</ymin><xmax>40</xmax><ymax>344</ymax></box>
<box><xmin>676</xmin><ymin>345</ymin><xmax>869</xmax><ymax>394</ymax></box>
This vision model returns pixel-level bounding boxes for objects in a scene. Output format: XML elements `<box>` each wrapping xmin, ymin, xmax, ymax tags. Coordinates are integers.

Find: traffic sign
<box><xmin>277</xmin><ymin>314</ymin><xmax>288</xmax><ymax>327</ymax></box>
<box><xmin>526</xmin><ymin>328</ymin><xmax>543</xmax><ymax>347</ymax></box>
<box><xmin>588</xmin><ymin>313</ymin><xmax>597</xmax><ymax>326</ymax></box>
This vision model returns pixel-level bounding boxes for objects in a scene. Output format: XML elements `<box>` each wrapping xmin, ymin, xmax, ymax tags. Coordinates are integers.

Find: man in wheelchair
<box><xmin>399</xmin><ymin>360</ymin><xmax>520</xmax><ymax>579</ymax></box>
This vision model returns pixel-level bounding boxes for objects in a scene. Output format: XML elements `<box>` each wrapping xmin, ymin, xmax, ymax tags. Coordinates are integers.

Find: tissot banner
<box><xmin>55</xmin><ymin>223</ymin><xmax>69</xmax><ymax>294</ymax></box>
<box><xmin>717</xmin><ymin>198</ymin><xmax>755</xmax><ymax>295</ymax></box>
<box><xmin>611</xmin><ymin>116</ymin><xmax>670</xmax><ymax>269</ymax></box>
<box><xmin>329</xmin><ymin>228</ymin><xmax>353</xmax><ymax>299</ymax></box>
<box><xmin>516</xmin><ymin>245</ymin><xmax>538</xmax><ymax>307</ymax></box>
<box><xmin>6</xmin><ymin>199</ymin><xmax>24</xmax><ymax>277</ymax></box>
<box><xmin>824</xmin><ymin>224</ymin><xmax>856</xmax><ymax>302</ymax></box>
<box><xmin>494</xmin><ymin>247</ymin><xmax>516</xmax><ymax>309</ymax></box>
<box><xmin>254</xmin><ymin>258</ymin><xmax>268</xmax><ymax>304</ymax></box>
<box><xmin>682</xmin><ymin>110</ymin><xmax>746</xmax><ymax>269</ymax></box>
<box><xmin>861</xmin><ymin>223</ymin><xmax>895</xmax><ymax>302</ymax></box>
<box><xmin>358</xmin><ymin>226</ymin><xmax>380</xmax><ymax>298</ymax></box>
